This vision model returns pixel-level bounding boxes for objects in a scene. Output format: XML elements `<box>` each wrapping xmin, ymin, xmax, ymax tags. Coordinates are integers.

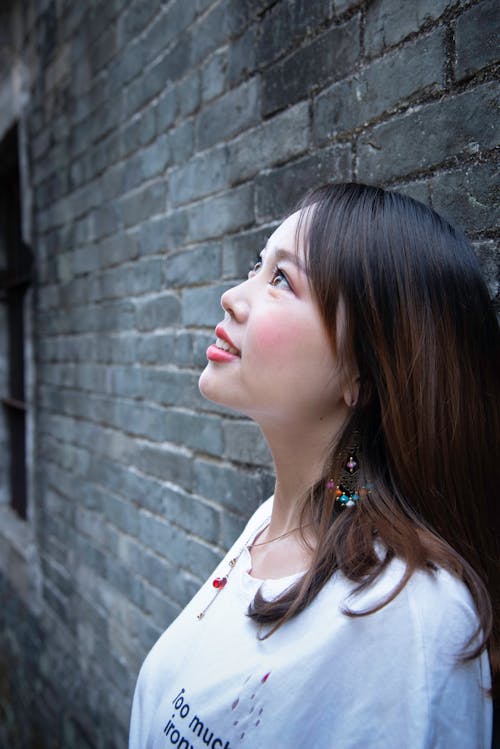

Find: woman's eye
<box><xmin>269</xmin><ymin>266</ymin><xmax>290</xmax><ymax>290</ymax></box>
<box><xmin>248</xmin><ymin>258</ymin><xmax>263</xmax><ymax>278</ymax></box>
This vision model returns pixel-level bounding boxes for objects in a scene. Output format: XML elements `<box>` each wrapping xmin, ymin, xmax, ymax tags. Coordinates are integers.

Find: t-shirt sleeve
<box><xmin>325</xmin><ymin>566</ymin><xmax>492</xmax><ymax>749</ymax></box>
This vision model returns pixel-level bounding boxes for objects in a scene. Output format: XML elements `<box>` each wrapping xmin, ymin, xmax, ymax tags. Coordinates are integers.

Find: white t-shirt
<box><xmin>129</xmin><ymin>497</ymin><xmax>492</xmax><ymax>749</ymax></box>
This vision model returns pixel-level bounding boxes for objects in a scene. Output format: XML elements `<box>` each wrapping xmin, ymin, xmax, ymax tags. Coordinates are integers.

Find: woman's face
<box><xmin>199</xmin><ymin>211</ymin><xmax>352</xmax><ymax>430</ymax></box>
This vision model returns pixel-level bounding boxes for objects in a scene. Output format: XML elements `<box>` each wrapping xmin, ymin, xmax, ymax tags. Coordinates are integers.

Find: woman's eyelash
<box><xmin>247</xmin><ymin>257</ymin><xmax>291</xmax><ymax>290</ymax></box>
<box><xmin>248</xmin><ymin>254</ymin><xmax>263</xmax><ymax>276</ymax></box>
<box><xmin>269</xmin><ymin>265</ymin><xmax>291</xmax><ymax>289</ymax></box>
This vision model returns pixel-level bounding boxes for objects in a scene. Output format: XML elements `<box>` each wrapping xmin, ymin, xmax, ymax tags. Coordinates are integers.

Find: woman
<box><xmin>129</xmin><ymin>183</ymin><xmax>498</xmax><ymax>748</ymax></box>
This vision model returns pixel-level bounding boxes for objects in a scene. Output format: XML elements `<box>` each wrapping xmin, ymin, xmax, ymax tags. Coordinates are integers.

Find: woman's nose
<box><xmin>220</xmin><ymin>279</ymin><xmax>249</xmax><ymax>321</ymax></box>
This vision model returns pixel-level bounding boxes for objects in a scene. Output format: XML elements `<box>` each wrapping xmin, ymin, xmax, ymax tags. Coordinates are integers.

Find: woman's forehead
<box><xmin>266</xmin><ymin>210</ymin><xmax>308</xmax><ymax>258</ymax></box>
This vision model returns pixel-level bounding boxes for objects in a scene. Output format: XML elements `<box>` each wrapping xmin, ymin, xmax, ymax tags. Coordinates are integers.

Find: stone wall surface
<box><xmin>0</xmin><ymin>0</ymin><xmax>498</xmax><ymax>746</ymax></box>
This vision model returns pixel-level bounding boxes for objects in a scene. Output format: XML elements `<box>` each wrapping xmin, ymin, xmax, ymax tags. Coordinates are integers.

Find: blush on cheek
<box><xmin>253</xmin><ymin>322</ymin><xmax>290</xmax><ymax>353</ymax></box>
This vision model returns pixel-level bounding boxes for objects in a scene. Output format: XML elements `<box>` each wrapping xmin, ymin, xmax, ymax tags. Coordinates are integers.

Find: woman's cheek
<box><xmin>251</xmin><ymin>320</ymin><xmax>293</xmax><ymax>359</ymax></box>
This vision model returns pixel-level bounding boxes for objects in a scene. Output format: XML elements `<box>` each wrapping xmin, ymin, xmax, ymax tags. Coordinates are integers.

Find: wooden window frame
<box><xmin>0</xmin><ymin>125</ymin><xmax>32</xmax><ymax>520</ymax></box>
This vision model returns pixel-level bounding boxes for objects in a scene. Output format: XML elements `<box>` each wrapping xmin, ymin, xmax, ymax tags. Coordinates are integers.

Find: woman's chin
<box><xmin>198</xmin><ymin>366</ymin><xmax>226</xmax><ymax>405</ymax></box>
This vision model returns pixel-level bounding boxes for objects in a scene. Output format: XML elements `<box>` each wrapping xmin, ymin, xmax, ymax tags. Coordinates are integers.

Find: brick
<box><xmin>89</xmin><ymin>25</ymin><xmax>117</xmax><ymax>76</ymax></box>
<box><xmin>122</xmin><ymin>151</ymin><xmax>142</xmax><ymax>192</ymax></box>
<box><xmin>95</xmin><ymin>300</ymin><xmax>137</xmax><ymax>332</ymax></box>
<box><xmin>168</xmin><ymin>144</ymin><xmax>228</xmax><ymax>207</ymax></box>
<box><xmin>182</xmin><ymin>283</ymin><xmax>233</xmax><ymax>327</ymax></box>
<box><xmin>258</xmin><ymin>0</ymin><xmax>334</xmax><ymax>67</ymax></box>
<box><xmin>121</xmin><ymin>109</ymin><xmax>157</xmax><ymax>159</ymax></box>
<box><xmin>136</xmin><ymin>331</ymin><xmax>195</xmax><ymax>367</ymax></box>
<box><xmin>160</xmin><ymin>209</ymin><xmax>189</xmax><ymax>251</ymax></box>
<box><xmin>228</xmin><ymin>101</ymin><xmax>310</xmax><ymax>183</ymax></box>
<box><xmin>195</xmin><ymin>78</ymin><xmax>260</xmax><ymax>150</ymax></box>
<box><xmin>119</xmin><ymin>536</ymin><xmax>171</xmax><ymax>584</ymax></box>
<box><xmin>141</xmin><ymin>582</ymin><xmax>180</xmax><ymax>630</ymax></box>
<box><xmin>163</xmin><ymin>410</ymin><xmax>224</xmax><ymax>456</ymax></box>
<box><xmin>107</xmin><ymin>366</ymin><xmax>145</xmax><ymax>399</ymax></box>
<box><xmin>182</xmin><ymin>536</ymin><xmax>223</xmax><ymax>580</ymax></box>
<box><xmin>194</xmin><ymin>459</ymin><xmax>274</xmax><ymax>514</ymax></box>
<box><xmin>166</xmin><ymin>120</ymin><xmax>194</xmax><ymax>166</ymax></box>
<box><xmin>136</xmin><ymin>293</ymin><xmax>182</xmax><ymax>331</ymax></box>
<box><xmin>142</xmin><ymin>0</ymin><xmax>198</xmax><ymax>67</ymax></box>
<box><xmin>101</xmin><ymin>163</ymin><xmax>125</xmax><ymax>202</ymax></box>
<box><xmin>220</xmin><ymin>508</ymin><xmax>249</xmax><ymax>549</ymax></box>
<box><xmin>93</xmin><ymin>202</ymin><xmax>121</xmax><ymax>240</ymax></box>
<box><xmin>156</xmin><ymin>33</ymin><xmax>193</xmax><ymax>86</ymax></box>
<box><xmin>163</xmin><ymin>567</ymin><xmax>201</xmax><ymax>607</ymax></box>
<box><xmin>102</xmin><ymin>493</ymin><xmax>140</xmax><ymax>537</ymax></box>
<box><xmin>92</xmin><ymin>130</ymin><xmax>122</xmax><ymax>176</ymax></box>
<box><xmin>93</xmin><ymin>461</ymin><xmax>167</xmax><ymax>515</ymax></box>
<box><xmin>119</xmin><ymin>0</ymin><xmax>160</xmax><ymax>43</ymax></box>
<box><xmin>228</xmin><ymin>26</ymin><xmax>257</xmax><ymax>87</ymax></box>
<box><xmin>103</xmin><ymin>400</ymin><xmax>171</xmax><ymax>442</ymax></box>
<box><xmin>164</xmin><ymin>242</ymin><xmax>222</xmax><ymax>287</ymax></box>
<box><xmin>75</xmin><ymin>363</ymin><xmax>108</xmax><ymax>392</ymax></box>
<box><xmin>141</xmin><ymin>370</ymin><xmax>210</xmax><ymax>411</ymax></box>
<box><xmin>136</xmin><ymin>216</ymin><xmax>170</xmax><ymax>256</ymax></box>
<box><xmin>99</xmin><ymin>259</ymin><xmax>165</xmax><ymax>299</ymax></box>
<box><xmin>222</xmin><ymin>225</ymin><xmax>274</xmax><ymax>280</ymax></box>
<box><xmin>125</xmin><ymin>65</ymin><xmax>164</xmax><ymax>118</ymax></box>
<box><xmin>163</xmin><ymin>488</ymin><xmax>220</xmax><ymax>544</ymax></box>
<box><xmin>182</xmin><ymin>182</ymin><xmax>255</xmax><ymax>243</ymax></box>
<box><xmin>262</xmin><ymin>17</ymin><xmax>360</xmax><ymax>116</ymax></box>
<box><xmin>201</xmin><ymin>48</ymin><xmax>228</xmax><ymax>103</ymax></box>
<box><xmin>357</xmin><ymin>83</ymin><xmax>499</xmax><ymax>182</ymax></box>
<box><xmin>119</xmin><ymin>180</ymin><xmax>167</xmax><ymax>227</ymax></box>
<box><xmin>189</xmin><ymin>1</ymin><xmax>229</xmax><ymax>66</ymax></box>
<box><xmin>139</xmin><ymin>135</ymin><xmax>170</xmax><ymax>181</ymax></box>
<box><xmin>365</xmin><ymin>0</ymin><xmax>460</xmax><ymax>56</ymax></box>
<box><xmin>155</xmin><ymin>87</ymin><xmax>177</xmax><ymax>133</ymax></box>
<box><xmin>176</xmin><ymin>69</ymin><xmax>201</xmax><ymax>118</ymax></box>
<box><xmin>98</xmin><ymin>230</ymin><xmax>139</xmax><ymax>268</ymax></box>
<box><xmin>314</xmin><ymin>28</ymin><xmax>445</xmax><ymax>143</ymax></box>
<box><xmin>256</xmin><ymin>145</ymin><xmax>352</xmax><ymax>222</ymax></box>
<box><xmin>90</xmin><ymin>92</ymin><xmax>124</xmax><ymax>144</ymax></box>
<box><xmin>455</xmin><ymin>0</ymin><xmax>499</xmax><ymax>81</ymax></box>
<box><xmin>108</xmin><ymin>37</ymin><xmax>147</xmax><ymax>90</ymax></box>
<box><xmin>430</xmin><ymin>164</ymin><xmax>500</xmax><ymax>234</ymax></box>
<box><xmin>136</xmin><ymin>444</ymin><xmax>193</xmax><ymax>488</ymax></box>
<box><xmin>94</xmin><ymin>333</ymin><xmax>137</xmax><ymax>364</ymax></box>
<box><xmin>137</xmin><ymin>511</ymin><xmax>179</xmax><ymax>561</ymax></box>
<box><xmin>136</xmin><ymin>613</ymin><xmax>163</xmax><ymax>654</ymax></box>
<box><xmin>225</xmin><ymin>0</ymin><xmax>277</xmax><ymax>36</ymax></box>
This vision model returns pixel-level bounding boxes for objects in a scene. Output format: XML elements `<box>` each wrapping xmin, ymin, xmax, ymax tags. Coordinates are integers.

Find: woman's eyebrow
<box><xmin>271</xmin><ymin>247</ymin><xmax>308</xmax><ymax>274</ymax></box>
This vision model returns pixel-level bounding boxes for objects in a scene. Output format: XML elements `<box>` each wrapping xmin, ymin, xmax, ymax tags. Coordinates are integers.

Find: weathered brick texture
<box><xmin>0</xmin><ymin>0</ymin><xmax>497</xmax><ymax>746</ymax></box>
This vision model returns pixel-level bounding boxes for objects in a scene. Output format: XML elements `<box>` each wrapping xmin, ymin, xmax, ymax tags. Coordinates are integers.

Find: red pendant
<box><xmin>213</xmin><ymin>577</ymin><xmax>227</xmax><ymax>589</ymax></box>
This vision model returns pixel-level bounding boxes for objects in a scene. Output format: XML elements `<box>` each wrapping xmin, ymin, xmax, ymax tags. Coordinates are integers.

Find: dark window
<box><xmin>0</xmin><ymin>125</ymin><xmax>32</xmax><ymax>519</ymax></box>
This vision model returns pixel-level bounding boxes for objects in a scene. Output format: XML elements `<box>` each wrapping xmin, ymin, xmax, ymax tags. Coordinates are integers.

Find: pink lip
<box><xmin>215</xmin><ymin>324</ymin><xmax>240</xmax><ymax>354</ymax></box>
<box><xmin>206</xmin><ymin>344</ymin><xmax>239</xmax><ymax>362</ymax></box>
<box><xmin>206</xmin><ymin>324</ymin><xmax>240</xmax><ymax>363</ymax></box>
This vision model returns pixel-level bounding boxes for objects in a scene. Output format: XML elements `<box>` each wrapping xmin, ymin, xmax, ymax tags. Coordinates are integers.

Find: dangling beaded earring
<box><xmin>327</xmin><ymin>452</ymin><xmax>371</xmax><ymax>508</ymax></box>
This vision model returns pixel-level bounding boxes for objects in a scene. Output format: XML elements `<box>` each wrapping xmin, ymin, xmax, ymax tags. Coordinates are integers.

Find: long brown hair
<box><xmin>248</xmin><ymin>183</ymin><xmax>500</xmax><ymax>691</ymax></box>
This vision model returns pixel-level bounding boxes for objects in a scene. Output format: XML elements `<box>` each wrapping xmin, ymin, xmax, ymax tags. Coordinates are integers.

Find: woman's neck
<box><xmin>259</xmin><ymin>417</ymin><xmax>342</xmax><ymax>537</ymax></box>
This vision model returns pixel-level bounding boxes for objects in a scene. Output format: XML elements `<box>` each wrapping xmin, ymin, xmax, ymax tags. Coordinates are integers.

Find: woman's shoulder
<box><xmin>346</xmin><ymin>556</ymin><xmax>481</xmax><ymax>652</ymax></box>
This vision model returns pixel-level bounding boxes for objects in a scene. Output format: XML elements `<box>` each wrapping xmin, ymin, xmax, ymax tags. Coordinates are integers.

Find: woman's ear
<box><xmin>343</xmin><ymin>372</ymin><xmax>360</xmax><ymax>409</ymax></box>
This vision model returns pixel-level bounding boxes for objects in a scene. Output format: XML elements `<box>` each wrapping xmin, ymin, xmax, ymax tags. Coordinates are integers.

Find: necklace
<box><xmin>248</xmin><ymin>524</ymin><xmax>307</xmax><ymax>548</ymax></box>
<box><xmin>197</xmin><ymin>523</ymin><xmax>307</xmax><ymax>621</ymax></box>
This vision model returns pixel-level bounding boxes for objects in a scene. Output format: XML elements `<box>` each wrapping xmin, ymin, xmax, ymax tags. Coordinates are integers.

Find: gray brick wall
<box><xmin>0</xmin><ymin>0</ymin><xmax>498</xmax><ymax>746</ymax></box>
